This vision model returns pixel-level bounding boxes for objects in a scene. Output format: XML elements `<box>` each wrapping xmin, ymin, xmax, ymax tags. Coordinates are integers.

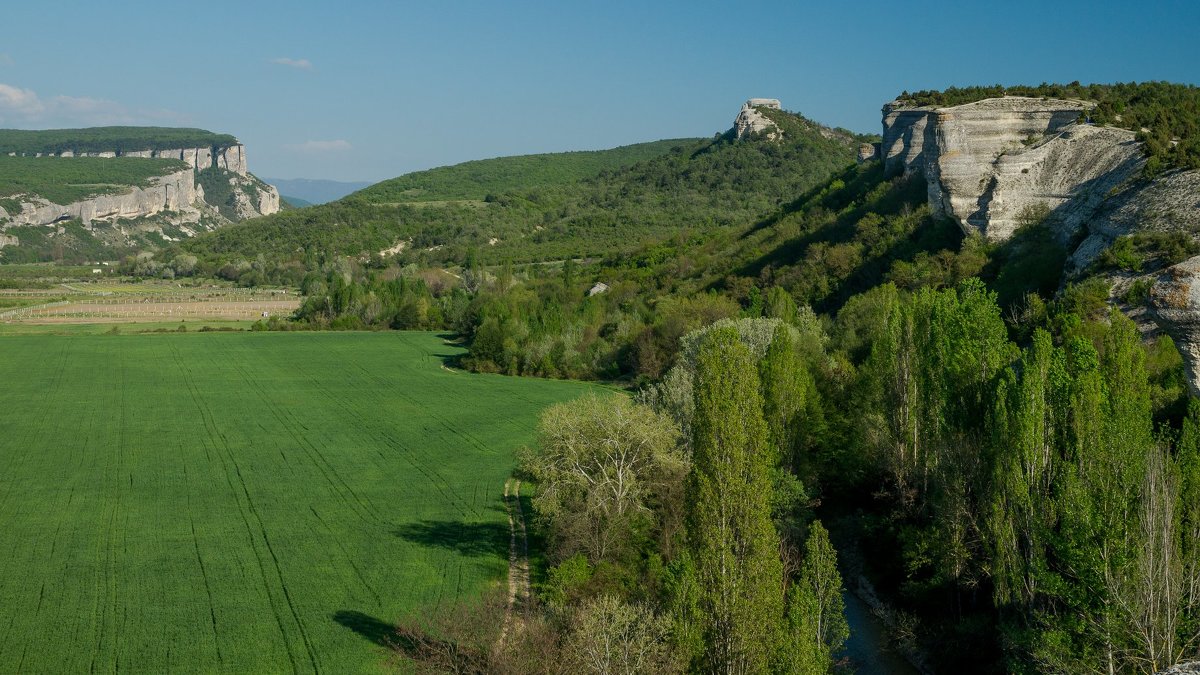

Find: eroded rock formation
<box><xmin>880</xmin><ymin>97</ymin><xmax>1144</xmax><ymax>240</ymax></box>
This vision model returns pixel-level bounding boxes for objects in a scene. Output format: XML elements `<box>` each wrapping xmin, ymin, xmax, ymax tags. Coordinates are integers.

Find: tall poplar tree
<box><xmin>687</xmin><ymin>326</ymin><xmax>784</xmax><ymax>674</ymax></box>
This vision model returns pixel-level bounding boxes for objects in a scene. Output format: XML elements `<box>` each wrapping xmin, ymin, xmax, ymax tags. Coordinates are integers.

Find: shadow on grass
<box><xmin>435</xmin><ymin>332</ymin><xmax>467</xmax><ymax>369</ymax></box>
<box><xmin>393</xmin><ymin>520</ymin><xmax>509</xmax><ymax>558</ymax></box>
<box><xmin>333</xmin><ymin>610</ymin><xmax>395</xmax><ymax>647</ymax></box>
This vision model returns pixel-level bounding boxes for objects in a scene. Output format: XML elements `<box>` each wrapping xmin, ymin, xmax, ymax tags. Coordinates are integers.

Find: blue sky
<box><xmin>1</xmin><ymin>0</ymin><xmax>1196</xmax><ymax>182</ymax></box>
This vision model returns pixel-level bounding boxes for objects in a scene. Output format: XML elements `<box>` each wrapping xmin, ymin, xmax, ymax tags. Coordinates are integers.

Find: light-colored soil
<box><xmin>499</xmin><ymin>478</ymin><xmax>530</xmax><ymax>647</ymax></box>
<box><xmin>12</xmin><ymin>299</ymin><xmax>300</xmax><ymax>323</ymax></box>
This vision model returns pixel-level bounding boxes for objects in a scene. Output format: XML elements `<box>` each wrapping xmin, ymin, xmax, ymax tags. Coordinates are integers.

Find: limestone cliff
<box><xmin>0</xmin><ymin>138</ymin><xmax>279</xmax><ymax>251</ymax></box>
<box><xmin>880</xmin><ymin>97</ymin><xmax>1145</xmax><ymax>241</ymax></box>
<box><xmin>2</xmin><ymin>169</ymin><xmax>199</xmax><ymax>228</ymax></box>
<box><xmin>22</xmin><ymin>144</ymin><xmax>250</xmax><ymax>175</ymax></box>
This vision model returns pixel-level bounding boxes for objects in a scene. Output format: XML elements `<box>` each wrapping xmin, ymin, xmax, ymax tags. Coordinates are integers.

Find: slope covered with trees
<box><xmin>179</xmin><ymin>113</ymin><xmax>867</xmax><ymax>269</ymax></box>
<box><xmin>0</xmin><ymin>126</ymin><xmax>238</xmax><ymax>154</ymax></box>
<box><xmin>355</xmin><ymin>139</ymin><xmax>699</xmax><ymax>203</ymax></box>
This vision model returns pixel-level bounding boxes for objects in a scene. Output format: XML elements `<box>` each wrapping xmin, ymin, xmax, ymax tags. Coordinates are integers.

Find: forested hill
<box><xmin>181</xmin><ymin>110</ymin><xmax>867</xmax><ymax>268</ymax></box>
<box><xmin>0</xmin><ymin>127</ymin><xmax>238</xmax><ymax>154</ymax></box>
<box><xmin>354</xmin><ymin>139</ymin><xmax>700</xmax><ymax>203</ymax></box>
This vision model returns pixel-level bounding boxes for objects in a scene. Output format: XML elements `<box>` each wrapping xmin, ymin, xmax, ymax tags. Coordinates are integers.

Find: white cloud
<box><xmin>270</xmin><ymin>57</ymin><xmax>312</xmax><ymax>70</ymax></box>
<box><xmin>0</xmin><ymin>82</ymin><xmax>187</xmax><ymax>126</ymax></box>
<box><xmin>285</xmin><ymin>139</ymin><xmax>352</xmax><ymax>152</ymax></box>
<box><xmin>0</xmin><ymin>54</ymin><xmax>13</xmax><ymax>67</ymax></box>
<box><xmin>0</xmin><ymin>83</ymin><xmax>44</xmax><ymax>117</ymax></box>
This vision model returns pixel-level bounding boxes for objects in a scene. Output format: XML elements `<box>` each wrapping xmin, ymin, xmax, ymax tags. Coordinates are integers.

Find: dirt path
<box><xmin>499</xmin><ymin>478</ymin><xmax>530</xmax><ymax>647</ymax></box>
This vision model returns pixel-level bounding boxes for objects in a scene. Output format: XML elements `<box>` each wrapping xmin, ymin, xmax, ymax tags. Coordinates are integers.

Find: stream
<box><xmin>838</xmin><ymin>589</ymin><xmax>920</xmax><ymax>674</ymax></box>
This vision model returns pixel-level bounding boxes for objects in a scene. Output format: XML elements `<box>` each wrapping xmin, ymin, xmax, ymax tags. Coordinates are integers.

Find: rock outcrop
<box><xmin>734</xmin><ymin>99</ymin><xmax>783</xmax><ymax>140</ymax></box>
<box><xmin>881</xmin><ymin>102</ymin><xmax>936</xmax><ymax>176</ymax></box>
<box><xmin>881</xmin><ymin>97</ymin><xmax>1144</xmax><ymax>241</ymax></box>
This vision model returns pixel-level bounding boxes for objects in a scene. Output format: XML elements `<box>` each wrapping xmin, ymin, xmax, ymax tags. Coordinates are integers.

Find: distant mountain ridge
<box><xmin>262</xmin><ymin>178</ymin><xmax>373</xmax><ymax>206</ymax></box>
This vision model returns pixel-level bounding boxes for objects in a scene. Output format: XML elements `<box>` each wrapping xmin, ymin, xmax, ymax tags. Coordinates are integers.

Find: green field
<box><xmin>0</xmin><ymin>331</ymin><xmax>595</xmax><ymax>673</ymax></box>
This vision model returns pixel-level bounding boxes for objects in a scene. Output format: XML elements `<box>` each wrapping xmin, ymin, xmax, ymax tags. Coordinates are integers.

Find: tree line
<box><xmin>391</xmin><ymin>270</ymin><xmax>1200</xmax><ymax>672</ymax></box>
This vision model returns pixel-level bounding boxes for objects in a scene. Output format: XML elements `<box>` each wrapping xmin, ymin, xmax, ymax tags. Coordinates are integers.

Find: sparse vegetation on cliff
<box><xmin>0</xmin><ymin>154</ymin><xmax>187</xmax><ymax>205</ymax></box>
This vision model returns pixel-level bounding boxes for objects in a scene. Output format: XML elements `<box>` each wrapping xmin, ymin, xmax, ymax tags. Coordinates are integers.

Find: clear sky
<box><xmin>1</xmin><ymin>0</ymin><xmax>1197</xmax><ymax>182</ymax></box>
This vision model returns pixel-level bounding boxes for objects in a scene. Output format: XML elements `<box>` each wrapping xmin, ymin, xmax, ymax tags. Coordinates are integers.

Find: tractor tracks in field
<box><xmin>498</xmin><ymin>478</ymin><xmax>529</xmax><ymax>648</ymax></box>
<box><xmin>167</xmin><ymin>343</ymin><xmax>320</xmax><ymax>674</ymax></box>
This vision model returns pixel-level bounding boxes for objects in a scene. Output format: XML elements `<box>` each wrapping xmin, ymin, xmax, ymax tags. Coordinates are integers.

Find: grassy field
<box><xmin>0</xmin><ymin>331</ymin><xmax>596</xmax><ymax>672</ymax></box>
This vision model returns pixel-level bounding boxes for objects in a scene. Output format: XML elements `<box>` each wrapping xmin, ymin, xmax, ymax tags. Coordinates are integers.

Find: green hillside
<box><xmin>356</xmin><ymin>138</ymin><xmax>701</xmax><ymax>203</ymax></box>
<box><xmin>0</xmin><ymin>126</ymin><xmax>238</xmax><ymax>154</ymax></box>
<box><xmin>0</xmin><ymin>154</ymin><xmax>188</xmax><ymax>212</ymax></box>
<box><xmin>181</xmin><ymin>113</ymin><xmax>868</xmax><ymax>269</ymax></box>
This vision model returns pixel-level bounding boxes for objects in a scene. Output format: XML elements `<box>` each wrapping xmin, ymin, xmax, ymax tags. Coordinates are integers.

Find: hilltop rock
<box><xmin>734</xmin><ymin>98</ymin><xmax>783</xmax><ymax>140</ymax></box>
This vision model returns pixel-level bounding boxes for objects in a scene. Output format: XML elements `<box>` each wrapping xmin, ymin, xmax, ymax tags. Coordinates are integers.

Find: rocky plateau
<box><xmin>0</xmin><ymin>141</ymin><xmax>279</xmax><ymax>250</ymax></box>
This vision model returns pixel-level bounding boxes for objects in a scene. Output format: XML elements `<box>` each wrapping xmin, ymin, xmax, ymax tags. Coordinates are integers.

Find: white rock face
<box><xmin>0</xmin><ymin>233</ymin><xmax>16</xmax><ymax>248</ymax></box>
<box><xmin>256</xmin><ymin>181</ymin><xmax>280</xmax><ymax>215</ymax></box>
<box><xmin>195</xmin><ymin>147</ymin><xmax>213</xmax><ymax>171</ymax></box>
<box><xmin>219</xmin><ymin>145</ymin><xmax>248</xmax><ymax>175</ymax></box>
<box><xmin>881</xmin><ymin>102</ymin><xmax>935</xmax><ymax>176</ymax></box>
<box><xmin>734</xmin><ymin>98</ymin><xmax>783</xmax><ymax>140</ymax></box>
<box><xmin>878</xmin><ymin>97</ymin><xmax>1150</xmax><ymax>241</ymax></box>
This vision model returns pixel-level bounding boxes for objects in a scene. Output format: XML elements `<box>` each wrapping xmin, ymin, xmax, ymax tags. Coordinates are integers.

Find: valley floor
<box><xmin>0</xmin><ymin>331</ymin><xmax>594</xmax><ymax>673</ymax></box>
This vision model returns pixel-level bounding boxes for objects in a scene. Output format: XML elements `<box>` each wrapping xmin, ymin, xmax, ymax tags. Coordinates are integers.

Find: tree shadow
<box><xmin>333</xmin><ymin>609</ymin><xmax>395</xmax><ymax>647</ymax></box>
<box><xmin>393</xmin><ymin>520</ymin><xmax>509</xmax><ymax>558</ymax></box>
